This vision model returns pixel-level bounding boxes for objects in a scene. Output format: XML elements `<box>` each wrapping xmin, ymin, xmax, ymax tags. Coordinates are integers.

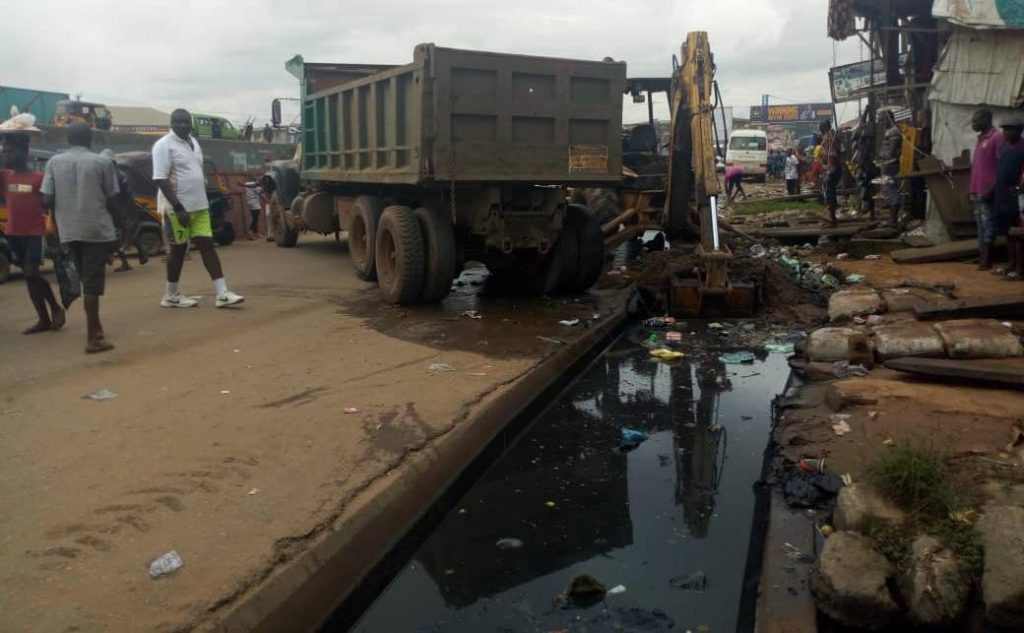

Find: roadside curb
<box><xmin>210</xmin><ymin>299</ymin><xmax>627</xmax><ymax>633</ymax></box>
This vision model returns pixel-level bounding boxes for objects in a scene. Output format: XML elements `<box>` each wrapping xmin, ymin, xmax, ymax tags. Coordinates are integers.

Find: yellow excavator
<box><xmin>605</xmin><ymin>32</ymin><xmax>757</xmax><ymax>317</ymax></box>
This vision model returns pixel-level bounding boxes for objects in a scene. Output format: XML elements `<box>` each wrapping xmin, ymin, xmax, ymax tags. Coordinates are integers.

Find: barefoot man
<box><xmin>41</xmin><ymin>123</ymin><xmax>118</xmax><ymax>353</ymax></box>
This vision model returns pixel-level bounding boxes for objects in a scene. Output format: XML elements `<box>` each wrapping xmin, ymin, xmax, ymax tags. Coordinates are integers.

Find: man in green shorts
<box><xmin>152</xmin><ymin>109</ymin><xmax>244</xmax><ymax>308</ymax></box>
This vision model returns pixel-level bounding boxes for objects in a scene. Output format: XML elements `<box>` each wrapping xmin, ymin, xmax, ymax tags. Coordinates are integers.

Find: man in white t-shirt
<box><xmin>784</xmin><ymin>148</ymin><xmax>801</xmax><ymax>196</ymax></box>
<box><xmin>152</xmin><ymin>109</ymin><xmax>244</xmax><ymax>308</ymax></box>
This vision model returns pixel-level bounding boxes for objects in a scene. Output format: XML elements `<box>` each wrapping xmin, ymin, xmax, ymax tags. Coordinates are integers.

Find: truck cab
<box><xmin>53</xmin><ymin>100</ymin><xmax>112</xmax><ymax>131</ymax></box>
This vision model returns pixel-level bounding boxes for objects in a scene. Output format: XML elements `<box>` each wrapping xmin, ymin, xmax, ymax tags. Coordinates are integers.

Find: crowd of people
<box><xmin>0</xmin><ymin>109</ymin><xmax>252</xmax><ymax>353</ymax></box>
<box><xmin>970</xmin><ymin>108</ymin><xmax>1024</xmax><ymax>279</ymax></box>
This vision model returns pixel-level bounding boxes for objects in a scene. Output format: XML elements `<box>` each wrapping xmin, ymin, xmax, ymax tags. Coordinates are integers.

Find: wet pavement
<box><xmin>345</xmin><ymin>322</ymin><xmax>792</xmax><ymax>633</ymax></box>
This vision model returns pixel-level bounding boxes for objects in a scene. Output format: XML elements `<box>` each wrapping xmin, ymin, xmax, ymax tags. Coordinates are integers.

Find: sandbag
<box><xmin>880</xmin><ymin>287</ymin><xmax>947</xmax><ymax>313</ymax></box>
<box><xmin>829</xmin><ymin>287</ymin><xmax>884</xmax><ymax>322</ymax></box>
<box><xmin>806</xmin><ymin>327</ymin><xmax>867</xmax><ymax>362</ymax></box>
<box><xmin>934</xmin><ymin>319</ymin><xmax>1024</xmax><ymax>359</ymax></box>
<box><xmin>872</xmin><ymin>322</ymin><xmax>946</xmax><ymax>360</ymax></box>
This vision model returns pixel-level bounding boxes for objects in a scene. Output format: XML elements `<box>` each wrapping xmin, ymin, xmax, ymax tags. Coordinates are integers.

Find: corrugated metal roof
<box><xmin>107</xmin><ymin>105</ymin><xmax>171</xmax><ymax>127</ymax></box>
<box><xmin>929</xmin><ymin>27</ymin><xmax>1024</xmax><ymax>106</ymax></box>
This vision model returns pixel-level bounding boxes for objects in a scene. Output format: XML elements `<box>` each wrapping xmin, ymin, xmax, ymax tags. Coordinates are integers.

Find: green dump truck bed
<box><xmin>298</xmin><ymin>44</ymin><xmax>625</xmax><ymax>186</ymax></box>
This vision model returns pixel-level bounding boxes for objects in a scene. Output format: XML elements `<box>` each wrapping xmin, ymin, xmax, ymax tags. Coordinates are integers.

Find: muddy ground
<box><xmin>0</xmin><ymin>238</ymin><xmax>625</xmax><ymax>632</ymax></box>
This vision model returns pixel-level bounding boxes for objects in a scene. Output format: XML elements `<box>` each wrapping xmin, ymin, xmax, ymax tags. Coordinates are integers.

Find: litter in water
<box><xmin>559</xmin><ymin>319</ymin><xmax>580</xmax><ymax>327</ymax></box>
<box><xmin>495</xmin><ymin>538</ymin><xmax>524</xmax><ymax>550</ymax></box>
<box><xmin>619</xmin><ymin>427</ymin><xmax>649</xmax><ymax>452</ymax></box>
<box><xmin>650</xmin><ymin>348</ymin><xmax>685</xmax><ymax>361</ymax></box>
<box><xmin>567</xmin><ymin>574</ymin><xmax>607</xmax><ymax>607</ymax></box>
<box><xmin>427</xmin><ymin>363</ymin><xmax>457</xmax><ymax>374</ymax></box>
<box><xmin>460</xmin><ymin>310</ymin><xmax>483</xmax><ymax>319</ymax></box>
<box><xmin>608</xmin><ymin>584</ymin><xmax>627</xmax><ymax>595</ymax></box>
<box><xmin>718</xmin><ymin>351</ymin><xmax>756</xmax><ymax>364</ymax></box>
<box><xmin>669</xmin><ymin>571</ymin><xmax>707</xmax><ymax>591</ymax></box>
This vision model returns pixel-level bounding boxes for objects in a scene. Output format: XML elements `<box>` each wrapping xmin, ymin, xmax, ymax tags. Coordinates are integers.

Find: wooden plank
<box><xmin>748</xmin><ymin>222</ymin><xmax>874</xmax><ymax>239</ymax></box>
<box><xmin>914</xmin><ymin>294</ymin><xmax>1024</xmax><ymax>321</ymax></box>
<box><xmin>884</xmin><ymin>357</ymin><xmax>1024</xmax><ymax>388</ymax></box>
<box><xmin>891</xmin><ymin>237</ymin><xmax>1006</xmax><ymax>264</ymax></box>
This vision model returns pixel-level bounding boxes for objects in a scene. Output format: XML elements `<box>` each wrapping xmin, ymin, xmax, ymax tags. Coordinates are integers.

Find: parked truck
<box><xmin>270</xmin><ymin>44</ymin><xmax>624</xmax><ymax>304</ymax></box>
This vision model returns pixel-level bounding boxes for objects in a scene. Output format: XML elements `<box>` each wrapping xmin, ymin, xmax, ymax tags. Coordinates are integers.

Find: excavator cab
<box><xmin>53</xmin><ymin>100</ymin><xmax>112</xmax><ymax>131</ymax></box>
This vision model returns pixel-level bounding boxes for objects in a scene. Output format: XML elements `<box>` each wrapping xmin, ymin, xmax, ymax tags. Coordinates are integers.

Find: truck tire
<box><xmin>518</xmin><ymin>236</ymin><xmax>570</xmax><ymax>296</ymax></box>
<box><xmin>555</xmin><ymin>222</ymin><xmax>580</xmax><ymax>293</ymax></box>
<box><xmin>350</xmin><ymin>196</ymin><xmax>383</xmax><ymax>280</ymax></box>
<box><xmin>565</xmin><ymin>204</ymin><xmax>605</xmax><ymax>292</ymax></box>
<box><xmin>414</xmin><ymin>206</ymin><xmax>457</xmax><ymax>302</ymax></box>
<box><xmin>375</xmin><ymin>205</ymin><xmax>426</xmax><ymax>305</ymax></box>
<box><xmin>573</xmin><ymin>188</ymin><xmax>619</xmax><ymax>225</ymax></box>
<box><xmin>274</xmin><ymin>201</ymin><xmax>299</xmax><ymax>248</ymax></box>
<box><xmin>214</xmin><ymin>222</ymin><xmax>236</xmax><ymax>246</ymax></box>
<box><xmin>137</xmin><ymin>226</ymin><xmax>164</xmax><ymax>257</ymax></box>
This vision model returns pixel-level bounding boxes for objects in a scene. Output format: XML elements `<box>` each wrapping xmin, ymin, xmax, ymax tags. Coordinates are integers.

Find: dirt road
<box><xmin>0</xmin><ymin>238</ymin><xmax>623</xmax><ymax>632</ymax></box>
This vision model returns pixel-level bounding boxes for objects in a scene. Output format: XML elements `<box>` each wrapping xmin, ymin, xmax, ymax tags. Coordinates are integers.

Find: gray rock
<box><xmin>899</xmin><ymin>535</ymin><xmax>969</xmax><ymax>626</ymax></box>
<box><xmin>809</xmin><ymin>531</ymin><xmax>899</xmax><ymax>629</ymax></box>
<box><xmin>977</xmin><ymin>505</ymin><xmax>1024</xmax><ymax>628</ymax></box>
<box><xmin>833</xmin><ymin>483</ymin><xmax>906</xmax><ymax>532</ymax></box>
<box><xmin>828</xmin><ymin>287</ymin><xmax>884</xmax><ymax>323</ymax></box>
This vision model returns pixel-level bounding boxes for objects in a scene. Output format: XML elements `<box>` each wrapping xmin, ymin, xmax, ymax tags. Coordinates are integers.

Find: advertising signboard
<box><xmin>749</xmin><ymin>102</ymin><xmax>834</xmax><ymax>124</ymax></box>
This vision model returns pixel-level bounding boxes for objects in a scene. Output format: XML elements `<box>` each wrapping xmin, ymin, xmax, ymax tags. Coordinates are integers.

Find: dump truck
<box><xmin>270</xmin><ymin>44</ymin><xmax>624</xmax><ymax>304</ymax></box>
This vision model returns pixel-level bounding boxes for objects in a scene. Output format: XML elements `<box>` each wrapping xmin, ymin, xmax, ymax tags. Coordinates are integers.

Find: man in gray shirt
<box><xmin>41</xmin><ymin>123</ymin><xmax>120</xmax><ymax>354</ymax></box>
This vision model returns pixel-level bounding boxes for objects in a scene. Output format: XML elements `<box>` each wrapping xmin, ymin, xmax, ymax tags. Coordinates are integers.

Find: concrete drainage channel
<box><xmin>327</xmin><ymin>322</ymin><xmax>795</xmax><ymax>632</ymax></box>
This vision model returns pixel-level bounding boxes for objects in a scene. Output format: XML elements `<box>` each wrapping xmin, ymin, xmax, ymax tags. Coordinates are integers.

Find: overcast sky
<box><xmin>3</xmin><ymin>0</ymin><xmax>864</xmax><ymax>127</ymax></box>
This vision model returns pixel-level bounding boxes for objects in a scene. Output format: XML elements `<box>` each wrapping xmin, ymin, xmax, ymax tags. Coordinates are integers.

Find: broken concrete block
<box><xmin>872</xmin><ymin>322</ymin><xmax>946</xmax><ymax>360</ymax></box>
<box><xmin>833</xmin><ymin>483</ymin><xmax>906</xmax><ymax>531</ymax></box>
<box><xmin>806</xmin><ymin>327</ymin><xmax>867</xmax><ymax>362</ymax></box>
<box><xmin>899</xmin><ymin>535</ymin><xmax>969</xmax><ymax>626</ymax></box>
<box><xmin>880</xmin><ymin>287</ymin><xmax>947</xmax><ymax>313</ymax></box>
<box><xmin>977</xmin><ymin>505</ymin><xmax>1024</xmax><ymax>628</ymax></box>
<box><xmin>809</xmin><ymin>531</ymin><xmax>899</xmax><ymax>629</ymax></box>
<box><xmin>933</xmin><ymin>319</ymin><xmax>1024</xmax><ymax>359</ymax></box>
<box><xmin>829</xmin><ymin>287</ymin><xmax>885</xmax><ymax>322</ymax></box>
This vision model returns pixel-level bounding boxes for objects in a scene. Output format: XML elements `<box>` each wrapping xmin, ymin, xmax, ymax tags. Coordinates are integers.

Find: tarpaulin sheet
<box><xmin>933</xmin><ymin>0</ymin><xmax>1024</xmax><ymax>29</ymax></box>
<box><xmin>929</xmin><ymin>28</ymin><xmax>1024</xmax><ymax>107</ymax></box>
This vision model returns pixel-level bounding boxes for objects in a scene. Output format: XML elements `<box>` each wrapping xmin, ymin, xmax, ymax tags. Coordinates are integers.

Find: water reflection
<box><xmin>349</xmin><ymin>326</ymin><xmax>788</xmax><ymax>633</ymax></box>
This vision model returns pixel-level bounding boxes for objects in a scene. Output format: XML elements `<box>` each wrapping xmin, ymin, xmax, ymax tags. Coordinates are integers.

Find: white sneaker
<box><xmin>215</xmin><ymin>290</ymin><xmax>245</xmax><ymax>308</ymax></box>
<box><xmin>161</xmin><ymin>293</ymin><xmax>199</xmax><ymax>308</ymax></box>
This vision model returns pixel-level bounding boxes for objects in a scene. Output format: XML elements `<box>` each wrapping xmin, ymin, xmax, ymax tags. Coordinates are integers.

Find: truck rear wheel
<box><xmin>564</xmin><ymin>204</ymin><xmax>605</xmax><ymax>292</ymax></box>
<box><xmin>414</xmin><ymin>206</ymin><xmax>457</xmax><ymax>302</ymax></box>
<box><xmin>350</xmin><ymin>196</ymin><xmax>383</xmax><ymax>280</ymax></box>
<box><xmin>375</xmin><ymin>205</ymin><xmax>426</xmax><ymax>305</ymax></box>
<box><xmin>571</xmin><ymin>188</ymin><xmax>619</xmax><ymax>225</ymax></box>
<box><xmin>272</xmin><ymin>198</ymin><xmax>299</xmax><ymax>248</ymax></box>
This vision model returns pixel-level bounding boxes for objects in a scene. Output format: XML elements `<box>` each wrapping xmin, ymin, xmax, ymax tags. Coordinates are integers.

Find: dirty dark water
<box><xmin>344</xmin><ymin>323</ymin><xmax>792</xmax><ymax>633</ymax></box>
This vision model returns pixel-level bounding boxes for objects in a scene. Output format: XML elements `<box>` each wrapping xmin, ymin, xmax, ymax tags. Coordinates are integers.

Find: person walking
<box><xmin>100</xmin><ymin>150</ymin><xmax>148</xmax><ymax>271</ymax></box>
<box><xmin>993</xmin><ymin>117</ymin><xmax>1024</xmax><ymax>278</ymax></box>
<box><xmin>0</xmin><ymin>122</ymin><xmax>66</xmax><ymax>334</ymax></box>
<box><xmin>41</xmin><ymin>123</ymin><xmax>118</xmax><ymax>353</ymax></box>
<box><xmin>259</xmin><ymin>160</ymin><xmax>278</xmax><ymax>242</ymax></box>
<box><xmin>238</xmin><ymin>172</ymin><xmax>262</xmax><ymax>239</ymax></box>
<box><xmin>819</xmin><ymin>120</ymin><xmax>843</xmax><ymax>225</ymax></box>
<box><xmin>969</xmin><ymin>109</ymin><xmax>1002</xmax><ymax>270</ymax></box>
<box><xmin>784</xmin><ymin>148</ymin><xmax>800</xmax><ymax>196</ymax></box>
<box><xmin>152</xmin><ymin>109</ymin><xmax>244</xmax><ymax>308</ymax></box>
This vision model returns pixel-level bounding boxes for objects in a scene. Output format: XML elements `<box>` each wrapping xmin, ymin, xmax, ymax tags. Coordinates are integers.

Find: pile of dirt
<box><xmin>629</xmin><ymin>245</ymin><xmax>827</xmax><ymax>326</ymax></box>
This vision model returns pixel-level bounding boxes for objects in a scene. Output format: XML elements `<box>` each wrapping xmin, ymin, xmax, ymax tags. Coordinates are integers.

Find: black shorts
<box><xmin>69</xmin><ymin>241</ymin><xmax>110</xmax><ymax>296</ymax></box>
<box><xmin>825</xmin><ymin>169</ymin><xmax>842</xmax><ymax>206</ymax></box>
<box><xmin>5</xmin><ymin>235</ymin><xmax>44</xmax><ymax>266</ymax></box>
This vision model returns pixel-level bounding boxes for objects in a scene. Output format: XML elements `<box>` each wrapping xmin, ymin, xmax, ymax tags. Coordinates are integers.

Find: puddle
<box><xmin>344</xmin><ymin>324</ymin><xmax>791</xmax><ymax>632</ymax></box>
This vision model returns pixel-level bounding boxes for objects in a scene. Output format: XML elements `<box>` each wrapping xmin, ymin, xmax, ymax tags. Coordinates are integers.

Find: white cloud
<box><xmin>2</xmin><ymin>0</ymin><xmax>863</xmax><ymax>125</ymax></box>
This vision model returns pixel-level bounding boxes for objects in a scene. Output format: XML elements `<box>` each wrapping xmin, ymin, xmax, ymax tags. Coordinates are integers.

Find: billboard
<box><xmin>749</xmin><ymin>102</ymin><xmax>834</xmax><ymax>124</ymax></box>
<box><xmin>829</xmin><ymin>54</ymin><xmax>909</xmax><ymax>103</ymax></box>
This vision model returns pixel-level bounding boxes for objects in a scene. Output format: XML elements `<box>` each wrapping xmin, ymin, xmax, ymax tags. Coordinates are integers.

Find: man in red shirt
<box><xmin>1</xmin><ymin>132</ymin><xmax>65</xmax><ymax>333</ymax></box>
<box><xmin>969</xmin><ymin>109</ymin><xmax>1002</xmax><ymax>270</ymax></box>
